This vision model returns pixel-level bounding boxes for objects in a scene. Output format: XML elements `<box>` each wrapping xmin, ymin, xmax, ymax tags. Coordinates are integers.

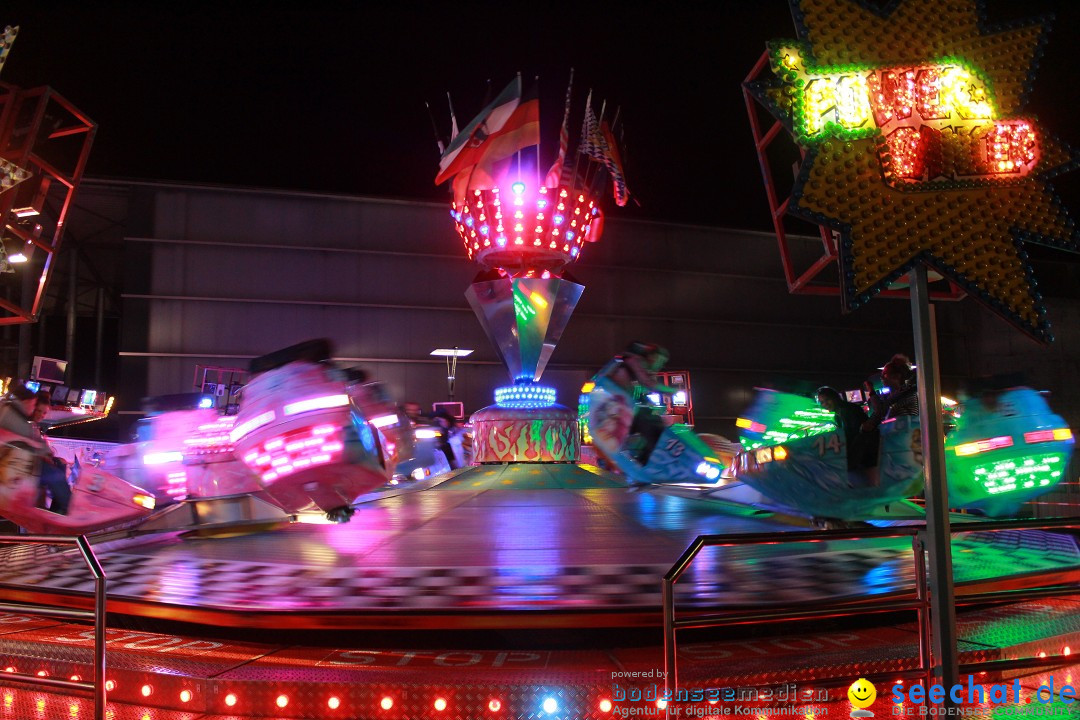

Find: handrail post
<box><xmin>912</xmin><ymin>530</ymin><xmax>932</xmax><ymax>688</ymax></box>
<box><xmin>663</xmin><ymin>576</ymin><xmax>676</xmax><ymax>712</ymax></box>
<box><xmin>76</xmin><ymin>535</ymin><xmax>108</xmax><ymax>720</ymax></box>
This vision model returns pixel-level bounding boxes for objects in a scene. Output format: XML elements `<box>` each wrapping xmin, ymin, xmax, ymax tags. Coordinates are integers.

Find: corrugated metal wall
<box><xmin>108</xmin><ymin>181</ymin><xmax>979</xmax><ymax>439</ymax></box>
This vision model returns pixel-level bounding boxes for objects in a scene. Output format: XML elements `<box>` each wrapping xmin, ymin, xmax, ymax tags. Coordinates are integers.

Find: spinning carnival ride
<box><xmin>103</xmin><ymin>339</ymin><xmax>413</xmax><ymax>529</ymax></box>
<box><xmin>436</xmin><ymin>74</ymin><xmax>626</xmax><ymax>463</ymax></box>
<box><xmin>727</xmin><ymin>386</ymin><xmax>1073</xmax><ymax>521</ymax></box>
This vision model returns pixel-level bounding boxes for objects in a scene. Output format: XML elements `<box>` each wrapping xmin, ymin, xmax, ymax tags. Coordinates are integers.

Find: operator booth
<box><xmin>650</xmin><ymin>370</ymin><xmax>693</xmax><ymax>427</ymax></box>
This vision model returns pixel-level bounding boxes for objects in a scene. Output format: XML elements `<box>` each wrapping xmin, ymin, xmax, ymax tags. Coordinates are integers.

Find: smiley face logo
<box><xmin>848</xmin><ymin>678</ymin><xmax>877</xmax><ymax>709</ymax></box>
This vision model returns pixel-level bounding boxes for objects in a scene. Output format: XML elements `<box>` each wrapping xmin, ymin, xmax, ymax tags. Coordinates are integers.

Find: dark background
<box><xmin>0</xmin><ymin>0</ymin><xmax>1077</xmax><ymax>231</ymax></box>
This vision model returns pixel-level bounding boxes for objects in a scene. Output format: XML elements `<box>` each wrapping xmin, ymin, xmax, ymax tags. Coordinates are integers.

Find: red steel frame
<box><xmin>742</xmin><ymin>51</ymin><xmax>965</xmax><ymax>302</ymax></box>
<box><xmin>0</xmin><ymin>81</ymin><xmax>96</xmax><ymax>324</ymax></box>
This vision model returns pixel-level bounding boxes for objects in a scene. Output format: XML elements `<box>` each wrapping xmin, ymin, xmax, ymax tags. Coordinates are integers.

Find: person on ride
<box><xmin>402</xmin><ymin>402</ymin><xmax>425</xmax><ymax>424</ymax></box>
<box><xmin>0</xmin><ymin>383</ymin><xmax>70</xmax><ymax>514</ymax></box>
<box><xmin>862</xmin><ymin>354</ymin><xmax>919</xmax><ymax>432</ymax></box>
<box><xmin>431</xmin><ymin>409</ymin><xmax>461</xmax><ymax>470</ymax></box>
<box><xmin>816</xmin><ymin>386</ymin><xmax>876</xmax><ymax>470</ymax></box>
<box><xmin>32</xmin><ymin>389</ymin><xmax>70</xmax><ymax>476</ymax></box>
<box><xmin>605</xmin><ymin>341</ymin><xmax>675</xmax><ymax>465</ymax></box>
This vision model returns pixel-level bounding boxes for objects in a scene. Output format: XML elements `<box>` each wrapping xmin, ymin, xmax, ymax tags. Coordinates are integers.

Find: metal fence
<box><xmin>663</xmin><ymin>517</ymin><xmax>1080</xmax><ymax>709</ymax></box>
<box><xmin>0</xmin><ymin>534</ymin><xmax>107</xmax><ymax>720</ymax></box>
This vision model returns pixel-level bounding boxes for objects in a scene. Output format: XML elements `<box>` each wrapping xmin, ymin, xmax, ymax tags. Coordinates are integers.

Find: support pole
<box><xmin>94</xmin><ymin>287</ymin><xmax>104</xmax><ymax>388</ymax></box>
<box><xmin>446</xmin><ymin>347</ymin><xmax>459</xmax><ymax>401</ymax></box>
<box><xmin>65</xmin><ymin>249</ymin><xmax>78</xmax><ymax>382</ymax></box>
<box><xmin>17</xmin><ymin>264</ymin><xmax>33</xmax><ymax>377</ymax></box>
<box><xmin>910</xmin><ymin>264</ymin><xmax>958</xmax><ymax>692</ymax></box>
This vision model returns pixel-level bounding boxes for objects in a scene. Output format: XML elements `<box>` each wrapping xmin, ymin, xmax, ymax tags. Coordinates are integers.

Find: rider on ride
<box><xmin>0</xmin><ymin>383</ymin><xmax>70</xmax><ymax>514</ymax></box>
<box><xmin>862</xmin><ymin>354</ymin><xmax>919</xmax><ymax>432</ymax></box>
<box><xmin>596</xmin><ymin>341</ymin><xmax>675</xmax><ymax>465</ymax></box>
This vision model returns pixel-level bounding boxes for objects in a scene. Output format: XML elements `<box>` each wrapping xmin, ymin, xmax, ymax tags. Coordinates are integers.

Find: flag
<box><xmin>544</xmin><ymin>69</ymin><xmax>574</xmax><ymax>188</ymax></box>
<box><xmin>579</xmin><ymin>99</ymin><xmax>630</xmax><ymax>206</ymax></box>
<box><xmin>435</xmin><ymin>77</ymin><xmax>522</xmax><ymax>186</ymax></box>
<box><xmin>0</xmin><ymin>26</ymin><xmax>17</xmax><ymax>76</ymax></box>
<box><xmin>468</xmin><ymin>81</ymin><xmax>540</xmax><ymax>189</ymax></box>
<box><xmin>600</xmin><ymin>120</ymin><xmax>629</xmax><ymax>207</ymax></box>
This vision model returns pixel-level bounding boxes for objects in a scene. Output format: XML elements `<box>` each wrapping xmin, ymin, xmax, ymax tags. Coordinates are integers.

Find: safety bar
<box><xmin>0</xmin><ymin>534</ymin><xmax>106</xmax><ymax>720</ymax></box>
<box><xmin>663</xmin><ymin>517</ymin><xmax>1080</xmax><ymax>709</ymax></box>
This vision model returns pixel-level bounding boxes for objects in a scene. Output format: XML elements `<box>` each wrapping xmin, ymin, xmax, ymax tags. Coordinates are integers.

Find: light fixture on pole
<box><xmin>430</xmin><ymin>348</ymin><xmax>473</xmax><ymax>400</ymax></box>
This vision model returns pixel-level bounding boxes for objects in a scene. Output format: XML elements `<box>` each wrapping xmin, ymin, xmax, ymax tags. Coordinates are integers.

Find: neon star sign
<box><xmin>778</xmin><ymin>47</ymin><xmax>1039</xmax><ymax>185</ymax></box>
<box><xmin>748</xmin><ymin>0</ymin><xmax>1079</xmax><ymax>343</ymax></box>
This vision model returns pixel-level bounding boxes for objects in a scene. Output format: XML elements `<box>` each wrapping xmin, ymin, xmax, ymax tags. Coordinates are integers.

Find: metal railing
<box><xmin>663</xmin><ymin>517</ymin><xmax>1080</xmax><ymax>705</ymax></box>
<box><xmin>0</xmin><ymin>534</ymin><xmax>106</xmax><ymax>720</ymax></box>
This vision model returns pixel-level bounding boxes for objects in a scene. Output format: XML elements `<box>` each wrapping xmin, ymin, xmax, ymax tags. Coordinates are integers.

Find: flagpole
<box><xmin>514</xmin><ymin>72</ymin><xmax>523</xmax><ymax>186</ymax></box>
<box><xmin>425</xmin><ymin>101</ymin><xmax>446</xmax><ymax>155</ymax></box>
<box><xmin>570</xmin><ymin>89</ymin><xmax>591</xmax><ymax>194</ymax></box>
<box><xmin>550</xmin><ymin>67</ymin><xmax>574</xmax><ymax>188</ymax></box>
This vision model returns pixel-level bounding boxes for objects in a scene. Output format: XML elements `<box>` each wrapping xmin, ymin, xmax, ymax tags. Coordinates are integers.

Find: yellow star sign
<box><xmin>747</xmin><ymin>0</ymin><xmax>1078</xmax><ymax>342</ymax></box>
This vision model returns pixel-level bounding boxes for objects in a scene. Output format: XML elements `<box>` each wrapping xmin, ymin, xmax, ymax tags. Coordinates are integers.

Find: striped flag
<box><xmin>544</xmin><ymin>70</ymin><xmax>574</xmax><ymax>188</ymax></box>
<box><xmin>600</xmin><ymin>120</ymin><xmax>629</xmax><ymax>207</ymax></box>
<box><xmin>435</xmin><ymin>77</ymin><xmax>522</xmax><ymax>187</ymax></box>
<box><xmin>579</xmin><ymin>100</ymin><xmax>630</xmax><ymax>207</ymax></box>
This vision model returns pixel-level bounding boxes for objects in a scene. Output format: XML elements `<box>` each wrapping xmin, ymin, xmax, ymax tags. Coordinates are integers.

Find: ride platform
<box><xmin>0</xmin><ymin>464</ymin><xmax>1076</xmax><ymax>630</ymax></box>
<box><xmin>0</xmin><ymin>463</ymin><xmax>1079</xmax><ymax>719</ymax></box>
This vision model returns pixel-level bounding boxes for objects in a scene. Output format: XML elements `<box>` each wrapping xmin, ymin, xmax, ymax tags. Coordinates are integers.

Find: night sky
<box><xmin>1</xmin><ymin>1</ymin><xmax>1078</xmax><ymax>232</ymax></box>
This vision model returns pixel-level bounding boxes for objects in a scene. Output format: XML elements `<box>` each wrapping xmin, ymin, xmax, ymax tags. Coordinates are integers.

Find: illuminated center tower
<box><xmin>450</xmin><ymin>180</ymin><xmax>603</xmax><ymax>463</ymax></box>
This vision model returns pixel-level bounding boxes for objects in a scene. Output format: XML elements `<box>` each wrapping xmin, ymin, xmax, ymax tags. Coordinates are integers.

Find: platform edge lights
<box><xmin>746</xmin><ymin>0</ymin><xmax>1080</xmax><ymax>343</ymax></box>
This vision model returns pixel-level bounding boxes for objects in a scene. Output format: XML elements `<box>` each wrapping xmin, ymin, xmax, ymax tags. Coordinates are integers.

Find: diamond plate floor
<box><xmin>0</xmin><ymin>464</ymin><xmax>1077</xmax><ymax>629</ymax></box>
<box><xmin>2</xmin><ymin>600</ymin><xmax>1080</xmax><ymax>719</ymax></box>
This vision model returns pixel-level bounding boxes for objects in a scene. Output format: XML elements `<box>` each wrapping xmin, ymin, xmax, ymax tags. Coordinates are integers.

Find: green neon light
<box><xmin>739</xmin><ymin>391</ymin><xmax>836</xmax><ymax>450</ymax></box>
<box><xmin>768</xmin><ymin>42</ymin><xmax>1002</xmax><ymax>146</ymax></box>
<box><xmin>964</xmin><ymin>451</ymin><xmax>1067</xmax><ymax>497</ymax></box>
<box><xmin>512</xmin><ymin>285</ymin><xmax>536</xmax><ymax>323</ymax></box>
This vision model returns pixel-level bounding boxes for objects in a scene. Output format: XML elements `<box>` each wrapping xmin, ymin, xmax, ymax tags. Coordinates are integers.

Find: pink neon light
<box><xmin>244</xmin><ymin>423</ymin><xmax>344</xmax><ymax>482</ymax></box>
<box><xmin>165</xmin><ymin>471</ymin><xmax>187</xmax><ymax>498</ymax></box>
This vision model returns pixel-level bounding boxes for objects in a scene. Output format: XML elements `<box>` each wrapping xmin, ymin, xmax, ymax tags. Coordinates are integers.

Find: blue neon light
<box><xmin>494</xmin><ymin>384</ymin><xmax>557</xmax><ymax>409</ymax></box>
